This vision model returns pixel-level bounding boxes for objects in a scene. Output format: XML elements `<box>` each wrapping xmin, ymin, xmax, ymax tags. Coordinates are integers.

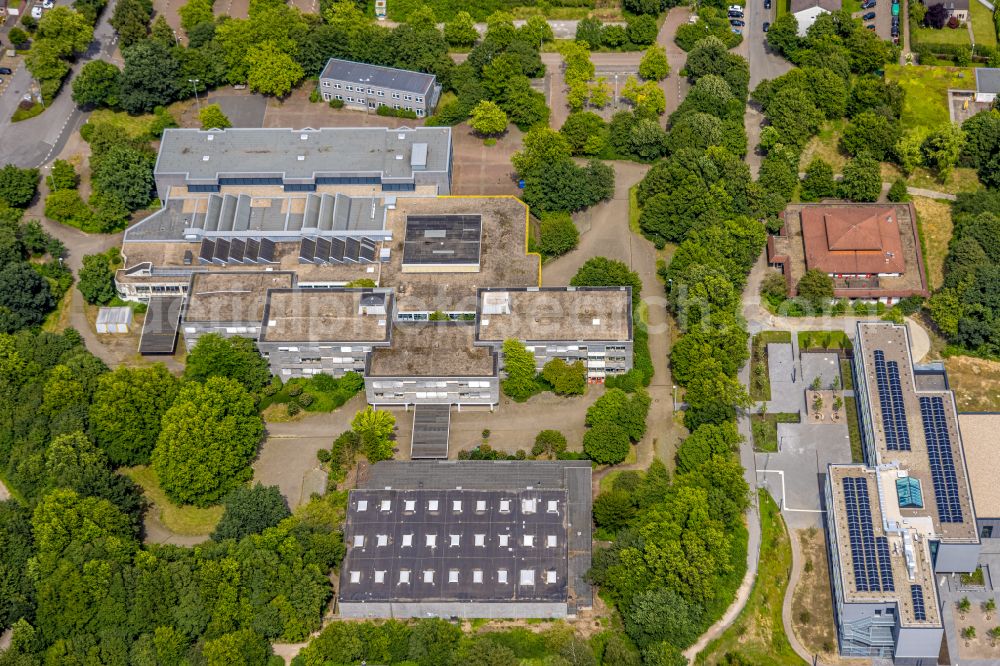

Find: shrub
<box><xmin>329</xmin><ymin>98</ymin><xmax>344</xmax><ymax>109</ymax></box>
<box><xmin>287</xmin><ymin>401</ymin><xmax>301</xmax><ymax>416</ymax></box>
<box><xmin>298</xmin><ymin>393</ymin><xmax>314</xmax><ymax>407</ymax></box>
<box><xmin>376</xmin><ymin>105</ymin><xmax>418</xmax><ymax>119</ymax></box>
<box><xmin>532</xmin><ymin>430</ymin><xmax>568</xmax><ymax>457</ymax></box>
<box><xmin>316</xmin><ymin>448</ymin><xmax>331</xmax><ymax>463</ymax></box>
<box><xmin>887</xmin><ymin>178</ymin><xmax>910</xmax><ymax>202</ymax></box>
<box><xmin>538</xmin><ymin>212</ymin><xmax>580</xmax><ymax>257</ymax></box>
<box><xmin>287</xmin><ymin>384</ymin><xmax>303</xmax><ymax>397</ymax></box>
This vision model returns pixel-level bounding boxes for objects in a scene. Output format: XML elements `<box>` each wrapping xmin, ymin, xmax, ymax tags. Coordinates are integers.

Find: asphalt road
<box><xmin>741</xmin><ymin>0</ymin><xmax>793</xmax><ymax>90</ymax></box>
<box><xmin>0</xmin><ymin>0</ymin><xmax>120</xmax><ymax>168</ymax></box>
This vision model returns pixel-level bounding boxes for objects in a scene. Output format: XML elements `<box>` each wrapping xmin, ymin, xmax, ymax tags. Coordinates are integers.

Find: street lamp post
<box><xmin>189</xmin><ymin>79</ymin><xmax>201</xmax><ymax>111</ymax></box>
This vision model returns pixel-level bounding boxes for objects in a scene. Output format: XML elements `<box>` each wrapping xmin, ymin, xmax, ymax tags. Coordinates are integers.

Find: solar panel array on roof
<box><xmin>842</xmin><ymin>477</ymin><xmax>894</xmax><ymax>593</ymax></box>
<box><xmin>874</xmin><ymin>350</ymin><xmax>911</xmax><ymax>451</ymax></box>
<box><xmin>403</xmin><ymin>214</ymin><xmax>482</xmax><ymax>265</ymax></box>
<box><xmin>199</xmin><ymin>236</ymin><xmax>275</xmax><ymax>265</ymax></box>
<box><xmin>298</xmin><ymin>236</ymin><xmax>379</xmax><ymax>264</ymax></box>
<box><xmin>911</xmin><ymin>584</ymin><xmax>926</xmax><ymax>621</ymax></box>
<box><xmin>919</xmin><ymin>396</ymin><xmax>964</xmax><ymax>523</ymax></box>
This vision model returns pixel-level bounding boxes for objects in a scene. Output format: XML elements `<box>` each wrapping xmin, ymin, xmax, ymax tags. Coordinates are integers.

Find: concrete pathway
<box><xmin>657</xmin><ymin>7</ymin><xmax>693</xmax><ymax>121</ymax></box>
<box><xmin>907</xmin><ymin>186</ymin><xmax>957</xmax><ymax>201</ymax></box>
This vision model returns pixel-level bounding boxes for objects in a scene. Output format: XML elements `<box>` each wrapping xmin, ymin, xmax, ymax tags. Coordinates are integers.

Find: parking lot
<box><xmin>851</xmin><ymin>0</ymin><xmax>898</xmax><ymax>42</ymax></box>
<box><xmin>0</xmin><ymin>53</ymin><xmax>20</xmax><ymax>99</ymax></box>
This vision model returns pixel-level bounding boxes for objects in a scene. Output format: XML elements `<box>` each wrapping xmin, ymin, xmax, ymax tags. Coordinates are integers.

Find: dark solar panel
<box><xmin>229</xmin><ymin>238</ymin><xmax>245</xmax><ymax>263</ymax></box>
<box><xmin>299</xmin><ymin>237</ymin><xmax>316</xmax><ymax>263</ymax></box>
<box><xmin>842</xmin><ymin>477</ymin><xmax>892</xmax><ymax>594</ymax></box>
<box><xmin>245</xmin><ymin>238</ymin><xmax>260</xmax><ymax>263</ymax></box>
<box><xmin>873</xmin><ymin>350</ymin><xmax>911</xmax><ymax>451</ymax></box>
<box><xmin>330</xmin><ymin>237</ymin><xmax>345</xmax><ymax>263</ymax></box>
<box><xmin>345</xmin><ymin>237</ymin><xmax>361</xmax><ymax>262</ymax></box>
<box><xmin>259</xmin><ymin>238</ymin><xmax>276</xmax><ymax>263</ymax></box>
<box><xmin>911</xmin><ymin>585</ymin><xmax>926</xmax><ymax>621</ymax></box>
<box><xmin>403</xmin><ymin>214</ymin><xmax>482</xmax><ymax>265</ymax></box>
<box><xmin>360</xmin><ymin>243</ymin><xmax>376</xmax><ymax>263</ymax></box>
<box><xmin>316</xmin><ymin>237</ymin><xmax>332</xmax><ymax>263</ymax></box>
<box><xmin>213</xmin><ymin>238</ymin><xmax>230</xmax><ymax>264</ymax></box>
<box><xmin>198</xmin><ymin>238</ymin><xmax>215</xmax><ymax>264</ymax></box>
<box><xmin>919</xmin><ymin>396</ymin><xmax>964</xmax><ymax>523</ymax></box>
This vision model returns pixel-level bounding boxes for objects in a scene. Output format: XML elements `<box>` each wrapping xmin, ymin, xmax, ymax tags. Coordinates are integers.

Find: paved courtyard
<box><xmin>801</xmin><ymin>352</ymin><xmax>842</xmax><ymax>389</ymax></box>
<box><xmin>938</xmin><ymin>545</ymin><xmax>1000</xmax><ymax>665</ymax></box>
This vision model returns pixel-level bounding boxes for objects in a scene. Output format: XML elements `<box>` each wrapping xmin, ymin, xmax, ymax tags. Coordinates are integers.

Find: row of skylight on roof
<box><xmin>352</xmin><ymin>533</ymin><xmax>559</xmax><ymax>549</ymax></box>
<box><xmin>348</xmin><ymin>568</ymin><xmax>559</xmax><ymax>586</ymax></box>
<box><xmin>357</xmin><ymin>497</ymin><xmax>560</xmax><ymax>514</ymax></box>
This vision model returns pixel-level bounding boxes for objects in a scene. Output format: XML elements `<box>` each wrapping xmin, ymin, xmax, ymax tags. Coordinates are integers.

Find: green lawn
<box><xmin>628</xmin><ymin>184</ymin><xmax>641</xmax><ymax>235</ymax></box>
<box><xmin>88</xmin><ymin>109</ymin><xmax>159</xmax><ymax>139</ymax></box>
<box><xmin>751</xmin><ymin>412</ymin><xmax>801</xmax><ymax>452</ymax></box>
<box><xmin>750</xmin><ymin>331</ymin><xmax>793</xmax><ymax>401</ymax></box>
<box><xmin>845</xmin><ymin>396</ymin><xmax>864</xmax><ymax>462</ymax></box>
<box><xmin>124</xmin><ymin>466</ymin><xmax>222</xmax><ymax>536</ymax></box>
<box><xmin>885</xmin><ymin>64</ymin><xmax>976</xmax><ymax>130</ymax></box>
<box><xmin>971</xmin><ymin>0</ymin><xmax>998</xmax><ymax>47</ymax></box>
<box><xmin>776</xmin><ymin>0</ymin><xmax>790</xmax><ymax>19</ymax></box>
<box><xmin>798</xmin><ymin>330</ymin><xmax>853</xmax><ymax>350</ymax></box>
<box><xmin>696</xmin><ymin>491</ymin><xmax>803</xmax><ymax>665</ymax></box>
<box><xmin>911</xmin><ymin>23</ymin><xmax>972</xmax><ymax>48</ymax></box>
<box><xmin>842</xmin><ymin>0</ymin><xmax>862</xmax><ymax>14</ymax></box>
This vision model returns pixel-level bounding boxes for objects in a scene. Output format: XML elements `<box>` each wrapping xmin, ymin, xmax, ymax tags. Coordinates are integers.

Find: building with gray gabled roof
<box><xmin>319</xmin><ymin>58</ymin><xmax>441</xmax><ymax>118</ymax></box>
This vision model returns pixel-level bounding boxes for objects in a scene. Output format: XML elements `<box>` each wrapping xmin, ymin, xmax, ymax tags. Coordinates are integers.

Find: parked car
<box><xmin>862</xmin><ymin>11</ymin><xmax>876</xmax><ymax>19</ymax></box>
<box><xmin>0</xmin><ymin>67</ymin><xmax>12</xmax><ymax>75</ymax></box>
<box><xmin>41</xmin><ymin>0</ymin><xmax>53</xmax><ymax>7</ymax></box>
<box><xmin>861</xmin><ymin>0</ymin><xmax>876</xmax><ymax>8</ymax></box>
<box><xmin>730</xmin><ymin>18</ymin><xmax>745</xmax><ymax>26</ymax></box>
<box><xmin>31</xmin><ymin>5</ymin><xmax>43</xmax><ymax>18</ymax></box>
<box><xmin>765</xmin><ymin>0</ymin><xmax>772</xmax><ymax>8</ymax></box>
<box><xmin>728</xmin><ymin>9</ymin><xmax>744</xmax><ymax>17</ymax></box>
<box><xmin>865</xmin><ymin>23</ymin><xmax>876</xmax><ymax>29</ymax></box>
<box><xmin>763</xmin><ymin>21</ymin><xmax>770</xmax><ymax>31</ymax></box>
<box><xmin>732</xmin><ymin>27</ymin><xmax>742</xmax><ymax>34</ymax></box>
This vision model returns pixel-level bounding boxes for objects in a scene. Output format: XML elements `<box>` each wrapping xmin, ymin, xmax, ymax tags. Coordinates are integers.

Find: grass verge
<box><xmin>629</xmin><ymin>184</ymin><xmax>642</xmax><ymax>235</ymax></box>
<box><xmin>696</xmin><ymin>490</ymin><xmax>801</xmax><ymax>665</ymax></box>
<box><xmin>750</xmin><ymin>330</ymin><xmax>792</xmax><ymax>401</ymax></box>
<box><xmin>845</xmin><ymin>396</ymin><xmax>864</xmax><ymax>463</ymax></box>
<box><xmin>12</xmin><ymin>103</ymin><xmax>44</xmax><ymax>122</ymax></box>
<box><xmin>88</xmin><ymin>108</ymin><xmax>158</xmax><ymax>139</ymax></box>
<box><xmin>790</xmin><ymin>526</ymin><xmax>839</xmax><ymax>657</ymax></box>
<box><xmin>751</xmin><ymin>412</ymin><xmax>801</xmax><ymax>452</ymax></box>
<box><xmin>839</xmin><ymin>358</ymin><xmax>854</xmax><ymax>391</ymax></box>
<box><xmin>798</xmin><ymin>330</ymin><xmax>853</xmax><ymax>350</ymax></box>
<box><xmin>885</xmin><ymin>64</ymin><xmax>976</xmax><ymax>130</ymax></box>
<box><xmin>912</xmin><ymin>196</ymin><xmax>954</xmax><ymax>291</ymax></box>
<box><xmin>124</xmin><ymin>466</ymin><xmax>223</xmax><ymax>536</ymax></box>
<box><xmin>970</xmin><ymin>0</ymin><xmax>998</xmax><ymax>48</ymax></box>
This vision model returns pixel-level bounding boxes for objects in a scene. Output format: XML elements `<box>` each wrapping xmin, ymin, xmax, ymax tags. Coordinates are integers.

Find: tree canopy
<box><xmin>183</xmin><ymin>333</ymin><xmax>271</xmax><ymax>392</ymax></box>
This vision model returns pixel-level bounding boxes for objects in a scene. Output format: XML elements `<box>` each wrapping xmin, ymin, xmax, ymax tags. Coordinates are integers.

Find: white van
<box><xmin>31</xmin><ymin>4</ymin><xmax>43</xmax><ymax>18</ymax></box>
<box><xmin>728</xmin><ymin>4</ymin><xmax>743</xmax><ymax>11</ymax></box>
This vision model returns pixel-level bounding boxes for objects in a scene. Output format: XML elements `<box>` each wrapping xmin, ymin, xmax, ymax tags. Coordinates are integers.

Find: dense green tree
<box><xmin>444</xmin><ymin>10</ymin><xmax>478</xmax><ymax>47</ymax></box>
<box><xmin>512</xmin><ymin>127</ymin><xmax>571</xmax><ymax>176</ymax></box>
<box><xmin>0</xmin><ymin>262</ymin><xmax>54</xmax><ymax>332</ymax></box>
<box><xmin>960</xmin><ymin>109</ymin><xmax>1000</xmax><ymax>169</ymax></box>
<box><xmin>522</xmin><ymin>159</ymin><xmax>614</xmax><ymax>213</ymax></box>
<box><xmin>758</xmin><ymin>146</ymin><xmax>800</xmax><ymax>201</ymax></box>
<box><xmin>8</xmin><ymin>27</ymin><xmax>28</xmax><ymax>48</ymax></box>
<box><xmin>501</xmin><ymin>338</ymin><xmax>540</xmax><ymax>400</ymax></box>
<box><xmin>664</xmin><ymin>111</ymin><xmax>724</xmax><ymax>153</ymax></box>
<box><xmin>639</xmin><ymin>178</ymin><xmax>727</xmax><ymax>246</ymax></box>
<box><xmin>90</xmin><ymin>143</ymin><xmax>155</xmax><ymax>211</ymax></box>
<box><xmin>887</xmin><ymin>177</ymin><xmax>910</xmax><ymax>202</ymax></box>
<box><xmin>571</xmin><ymin>257</ymin><xmax>642</xmax><ymax>304</ymax></box>
<box><xmin>766</xmin><ymin>86</ymin><xmax>824</xmax><ymax>148</ymax></box>
<box><xmin>797</xmin><ymin>269</ymin><xmax>835</xmax><ymax>309</ymax></box>
<box><xmin>627</xmin><ymin>14</ymin><xmax>657</xmax><ymax>45</ymax></box>
<box><xmin>470</xmin><ymin>100</ymin><xmax>508</xmax><ymax>136</ymax></box>
<box><xmin>0</xmin><ymin>500</ymin><xmax>34</xmax><ymax>630</ymax></box>
<box><xmin>152</xmin><ymin>377</ymin><xmax>264</xmax><ymax>506</ymax></box>
<box><xmin>583</xmin><ymin>422</ymin><xmax>631</xmax><ymax>464</ymax></box>
<box><xmin>212</xmin><ymin>483</ymin><xmax>290</xmax><ymax>541</ymax></box>
<box><xmin>179</xmin><ymin>0</ymin><xmax>214</xmax><ymax>32</ymax></box>
<box><xmin>538</xmin><ymin>212</ymin><xmax>580</xmax><ymax>257</ymax></box>
<box><xmin>199</xmin><ymin>103</ymin><xmax>232</xmax><ymax>130</ymax></box>
<box><xmin>0</xmin><ymin>166</ymin><xmax>39</xmax><ymax>209</ymax></box>
<box><xmin>841</xmin><ymin>111</ymin><xmax>900</xmax><ymax>160</ymax></box>
<box><xmin>800</xmin><ymin>157</ymin><xmax>838</xmax><ymax>201</ymax></box>
<box><xmin>532</xmin><ymin>430</ymin><xmax>567</xmax><ymax>458</ymax></box>
<box><xmin>76</xmin><ymin>252</ymin><xmax>115</xmax><ymax>305</ymax></box>
<box><xmin>47</xmin><ymin>160</ymin><xmax>78</xmax><ymax>192</ymax></box>
<box><xmin>560</xmin><ymin>112</ymin><xmax>609</xmax><ymax>155</ymax></box>
<box><xmin>593</xmin><ymin>490</ymin><xmax>636</xmax><ymax>531</ymax></box>
<box><xmin>675</xmin><ymin>422</ymin><xmax>742</xmax><ymax>473</ymax></box>
<box><xmin>848</xmin><ymin>75</ymin><xmax>905</xmax><ymax>118</ymax></box>
<box><xmin>246</xmin><ymin>41</ymin><xmax>304</xmax><ymax>97</ymax></box>
<box><xmin>351</xmin><ymin>406</ymin><xmax>396</xmax><ymax>462</ymax></box>
<box><xmin>576</xmin><ymin>16</ymin><xmax>603</xmax><ymax>47</ymax></box>
<box><xmin>921</xmin><ymin>123</ymin><xmax>965</xmax><ymax>180</ymax></box>
<box><xmin>89</xmin><ymin>364</ymin><xmax>179</xmax><ymax>466</ymax></box>
<box><xmin>542</xmin><ymin>358</ymin><xmax>587</xmax><ymax>396</ymax></box>
<box><xmin>625</xmin><ymin>587</ymin><xmax>704</xmax><ymax>649</ymax></box>
<box><xmin>203</xmin><ymin>629</ymin><xmax>272</xmax><ymax>666</ymax></box>
<box><xmin>669</xmin><ymin>323</ymin><xmax>748</xmax><ymax>384</ymax></box>
<box><xmin>72</xmin><ymin>60</ymin><xmax>122</xmax><ymax>108</ymax></box>
<box><xmin>766</xmin><ymin>14</ymin><xmax>799</xmax><ymax>56</ymax></box>
<box><xmin>839</xmin><ymin>155</ymin><xmax>882</xmax><ymax>202</ymax></box>
<box><xmin>639</xmin><ymin>45</ymin><xmax>670</xmax><ymax>81</ymax></box>
<box><xmin>586</xmin><ymin>388</ymin><xmax>651</xmax><ymax>441</ymax></box>
<box><xmin>501</xmin><ymin>76</ymin><xmax>550</xmax><ymax>130</ymax></box>
<box><xmin>183</xmin><ymin>333</ymin><xmax>271</xmax><ymax>392</ymax></box>
<box><xmin>119</xmin><ymin>40</ymin><xmax>182</xmax><ymax>114</ymax></box>
<box><xmin>25</xmin><ymin>41</ymin><xmax>71</xmax><ymax>99</ymax></box>
<box><xmin>36</xmin><ymin>7</ymin><xmax>93</xmax><ymax>56</ymax></box>
<box><xmin>110</xmin><ymin>0</ymin><xmax>153</xmax><ymax>47</ymax></box>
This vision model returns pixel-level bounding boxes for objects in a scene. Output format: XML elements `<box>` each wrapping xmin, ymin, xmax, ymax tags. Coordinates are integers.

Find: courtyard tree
<box><xmin>0</xmin><ymin>165</ymin><xmax>39</xmax><ymax>209</ymax></box>
<box><xmin>797</xmin><ymin>269</ymin><xmax>834</xmax><ymax>310</ymax></box>
<box><xmin>839</xmin><ymin>155</ymin><xmax>882</xmax><ymax>202</ymax></box>
<box><xmin>538</xmin><ymin>212</ymin><xmax>580</xmax><ymax>257</ymax></box>
<box><xmin>532</xmin><ymin>430</ymin><xmax>567</xmax><ymax>458</ymax></box>
<box><xmin>469</xmin><ymin>100</ymin><xmax>508</xmax><ymax>137</ymax></box>
<box><xmin>152</xmin><ymin>376</ymin><xmax>264</xmax><ymax>506</ymax></box>
<box><xmin>351</xmin><ymin>406</ymin><xmax>396</xmax><ymax>462</ymax></box>
<box><xmin>444</xmin><ymin>11</ymin><xmax>478</xmax><ymax>47</ymax></box>
<box><xmin>77</xmin><ymin>252</ymin><xmax>116</xmax><ymax>305</ymax></box>
<box><xmin>199</xmin><ymin>103</ymin><xmax>232</xmax><ymax>130</ymax></box>
<box><xmin>246</xmin><ymin>41</ymin><xmax>304</xmax><ymax>98</ymax></box>
<box><xmin>72</xmin><ymin>60</ymin><xmax>122</xmax><ymax>108</ymax></box>
<box><xmin>583</xmin><ymin>421</ymin><xmax>631</xmax><ymax>464</ymax></box>
<box><xmin>639</xmin><ymin>45</ymin><xmax>669</xmax><ymax>81</ymax></box>
<box><xmin>184</xmin><ymin>333</ymin><xmax>271</xmax><ymax>392</ymax></box>
<box><xmin>501</xmin><ymin>338</ymin><xmax>540</xmax><ymax>400</ymax></box>
<box><xmin>542</xmin><ymin>358</ymin><xmax>586</xmax><ymax>395</ymax></box>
